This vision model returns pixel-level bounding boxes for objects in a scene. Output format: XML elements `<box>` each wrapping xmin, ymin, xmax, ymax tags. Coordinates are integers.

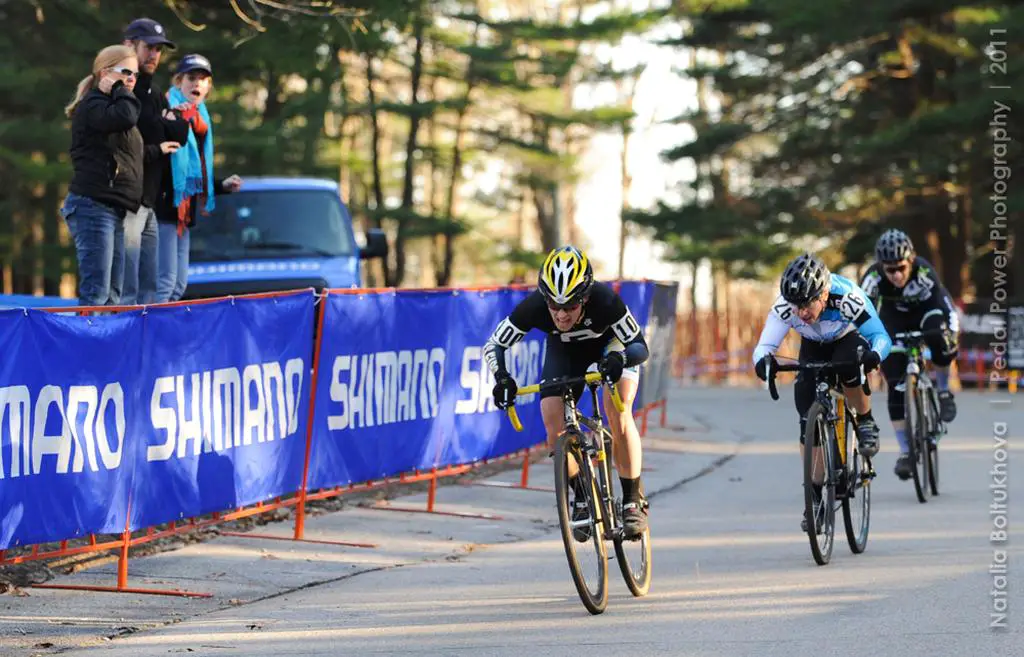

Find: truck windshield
<box><xmin>189</xmin><ymin>189</ymin><xmax>355</xmax><ymax>262</ymax></box>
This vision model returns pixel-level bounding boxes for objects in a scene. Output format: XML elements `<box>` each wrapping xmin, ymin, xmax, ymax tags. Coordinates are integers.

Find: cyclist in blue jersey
<box><xmin>752</xmin><ymin>253</ymin><xmax>893</xmax><ymax>532</ymax></box>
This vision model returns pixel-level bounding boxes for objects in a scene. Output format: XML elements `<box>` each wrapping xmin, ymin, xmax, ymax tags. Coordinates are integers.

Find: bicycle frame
<box><xmin>508</xmin><ymin>372</ymin><xmax>626</xmax><ymax>535</ymax></box>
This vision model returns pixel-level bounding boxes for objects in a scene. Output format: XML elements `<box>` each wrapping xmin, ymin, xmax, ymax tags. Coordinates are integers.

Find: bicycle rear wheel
<box><xmin>842</xmin><ymin>409</ymin><xmax>871</xmax><ymax>554</ymax></box>
<box><xmin>905</xmin><ymin>376</ymin><xmax>930</xmax><ymax>503</ymax></box>
<box><xmin>553</xmin><ymin>430</ymin><xmax>608</xmax><ymax>614</ymax></box>
<box><xmin>803</xmin><ymin>402</ymin><xmax>836</xmax><ymax>566</ymax></box>
<box><xmin>613</xmin><ymin>488</ymin><xmax>652</xmax><ymax>596</ymax></box>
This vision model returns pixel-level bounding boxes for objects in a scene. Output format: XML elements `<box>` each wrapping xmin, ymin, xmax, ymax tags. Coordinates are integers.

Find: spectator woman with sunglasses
<box><xmin>860</xmin><ymin>229</ymin><xmax>960</xmax><ymax>480</ymax></box>
<box><xmin>61</xmin><ymin>44</ymin><xmax>145</xmax><ymax>306</ymax></box>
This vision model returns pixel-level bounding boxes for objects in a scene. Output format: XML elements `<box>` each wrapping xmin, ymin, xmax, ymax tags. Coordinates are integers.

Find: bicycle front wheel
<box><xmin>926</xmin><ymin>388</ymin><xmax>941</xmax><ymax>496</ymax></box>
<box><xmin>905</xmin><ymin>376</ymin><xmax>930</xmax><ymax>503</ymax></box>
<box><xmin>803</xmin><ymin>401</ymin><xmax>836</xmax><ymax>566</ymax></box>
<box><xmin>842</xmin><ymin>407</ymin><xmax>871</xmax><ymax>554</ymax></box>
<box><xmin>553</xmin><ymin>430</ymin><xmax>608</xmax><ymax>614</ymax></box>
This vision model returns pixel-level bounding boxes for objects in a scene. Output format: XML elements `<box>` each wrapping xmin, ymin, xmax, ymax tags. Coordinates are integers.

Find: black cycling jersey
<box><xmin>860</xmin><ymin>256</ymin><xmax>950</xmax><ymax>312</ymax></box>
<box><xmin>483</xmin><ymin>282</ymin><xmax>649</xmax><ymax>377</ymax></box>
<box><xmin>859</xmin><ymin>255</ymin><xmax>960</xmax><ymax>334</ymax></box>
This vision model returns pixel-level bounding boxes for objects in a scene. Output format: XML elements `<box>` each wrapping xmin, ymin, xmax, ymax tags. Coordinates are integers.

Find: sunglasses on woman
<box><xmin>108</xmin><ymin>67</ymin><xmax>138</xmax><ymax>79</ymax></box>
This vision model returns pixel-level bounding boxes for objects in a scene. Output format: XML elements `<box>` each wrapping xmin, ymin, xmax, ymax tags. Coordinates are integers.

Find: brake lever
<box><xmin>768</xmin><ymin>357</ymin><xmax>779</xmax><ymax>401</ymax></box>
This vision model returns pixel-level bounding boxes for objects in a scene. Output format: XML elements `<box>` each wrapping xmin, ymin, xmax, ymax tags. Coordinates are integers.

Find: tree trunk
<box><xmin>258</xmin><ymin>65</ymin><xmax>281</xmax><ymax>173</ymax></box>
<box><xmin>365</xmin><ymin>53</ymin><xmax>385</xmax><ymax>223</ymax></box>
<box><xmin>42</xmin><ymin>180</ymin><xmax>61</xmax><ymax>295</ymax></box>
<box><xmin>618</xmin><ymin>79</ymin><xmax>636</xmax><ymax>278</ymax></box>
<box><xmin>437</xmin><ymin>94</ymin><xmax>473</xmax><ymax>286</ymax></box>
<box><xmin>393</xmin><ymin>12</ymin><xmax>427</xmax><ymax>288</ymax></box>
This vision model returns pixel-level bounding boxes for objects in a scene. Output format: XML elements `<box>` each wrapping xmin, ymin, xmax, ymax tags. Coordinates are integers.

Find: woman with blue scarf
<box><xmin>154</xmin><ymin>54</ymin><xmax>242</xmax><ymax>302</ymax></box>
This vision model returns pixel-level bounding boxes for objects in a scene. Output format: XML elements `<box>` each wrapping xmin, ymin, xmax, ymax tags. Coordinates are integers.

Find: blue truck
<box><xmin>183</xmin><ymin>176</ymin><xmax>386</xmax><ymax>299</ymax></box>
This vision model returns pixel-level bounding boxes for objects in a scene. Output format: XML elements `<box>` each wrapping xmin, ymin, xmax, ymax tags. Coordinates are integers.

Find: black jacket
<box><xmin>155</xmin><ymin>124</ymin><xmax>228</xmax><ymax>227</ymax></box>
<box><xmin>132</xmin><ymin>73</ymin><xmax>190</xmax><ymax>208</ymax></box>
<box><xmin>67</xmin><ymin>82</ymin><xmax>145</xmax><ymax>213</ymax></box>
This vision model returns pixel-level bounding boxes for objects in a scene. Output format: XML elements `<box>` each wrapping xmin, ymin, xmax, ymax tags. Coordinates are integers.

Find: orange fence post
<box><xmin>294</xmin><ymin>292</ymin><xmax>328</xmax><ymax>541</ymax></box>
<box><xmin>426</xmin><ymin>468</ymin><xmax>438</xmax><ymax>513</ymax></box>
<box><xmin>659</xmin><ymin>398</ymin><xmax>667</xmax><ymax>428</ymax></box>
<box><xmin>520</xmin><ymin>449</ymin><xmax>531</xmax><ymax>488</ymax></box>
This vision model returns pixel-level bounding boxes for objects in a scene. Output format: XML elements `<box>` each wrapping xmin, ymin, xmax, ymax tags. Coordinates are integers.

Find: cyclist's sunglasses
<box><xmin>546</xmin><ymin>300</ymin><xmax>582</xmax><ymax>312</ymax></box>
<box><xmin>883</xmin><ymin>262</ymin><xmax>909</xmax><ymax>274</ymax></box>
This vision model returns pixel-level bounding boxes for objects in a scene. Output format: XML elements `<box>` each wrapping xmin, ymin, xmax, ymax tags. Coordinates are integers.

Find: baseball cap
<box><xmin>176</xmin><ymin>54</ymin><xmax>213</xmax><ymax>76</ymax></box>
<box><xmin>123</xmin><ymin>18</ymin><xmax>176</xmax><ymax>49</ymax></box>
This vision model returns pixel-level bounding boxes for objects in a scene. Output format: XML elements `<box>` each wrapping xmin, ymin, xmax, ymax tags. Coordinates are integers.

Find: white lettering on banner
<box><xmin>327</xmin><ymin>348</ymin><xmax>445</xmax><ymax>431</ymax></box>
<box><xmin>455</xmin><ymin>340</ymin><xmax>544</xmax><ymax>415</ymax></box>
<box><xmin>147</xmin><ymin>358</ymin><xmax>305</xmax><ymax>462</ymax></box>
<box><xmin>0</xmin><ymin>383</ymin><xmax>126</xmax><ymax>478</ymax></box>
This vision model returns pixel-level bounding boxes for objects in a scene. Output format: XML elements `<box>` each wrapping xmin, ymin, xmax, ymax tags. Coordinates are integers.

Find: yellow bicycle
<box><xmin>508</xmin><ymin>371</ymin><xmax>652</xmax><ymax>614</ymax></box>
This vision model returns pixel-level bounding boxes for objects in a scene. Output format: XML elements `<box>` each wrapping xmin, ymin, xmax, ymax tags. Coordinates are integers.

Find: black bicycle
<box><xmin>507</xmin><ymin>371</ymin><xmax>651</xmax><ymax>614</ymax></box>
<box><xmin>892</xmin><ymin>328</ymin><xmax>948</xmax><ymax>503</ymax></box>
<box><xmin>766</xmin><ymin>354</ymin><xmax>875</xmax><ymax>565</ymax></box>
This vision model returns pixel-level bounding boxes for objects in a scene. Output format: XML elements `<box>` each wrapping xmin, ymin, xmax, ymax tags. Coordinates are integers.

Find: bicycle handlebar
<box><xmin>506</xmin><ymin>371</ymin><xmax>625</xmax><ymax>432</ymax></box>
<box><xmin>766</xmin><ymin>346</ymin><xmax>865</xmax><ymax>401</ymax></box>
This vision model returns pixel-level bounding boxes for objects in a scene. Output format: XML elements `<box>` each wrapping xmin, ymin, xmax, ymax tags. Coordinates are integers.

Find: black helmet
<box><xmin>780</xmin><ymin>253</ymin><xmax>830</xmax><ymax>306</ymax></box>
<box><xmin>875</xmin><ymin>229</ymin><xmax>914</xmax><ymax>263</ymax></box>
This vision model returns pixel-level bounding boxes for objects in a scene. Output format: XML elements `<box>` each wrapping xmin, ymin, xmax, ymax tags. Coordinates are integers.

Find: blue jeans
<box><xmin>60</xmin><ymin>192</ymin><xmax>125</xmax><ymax>307</ymax></box>
<box><xmin>157</xmin><ymin>221</ymin><xmax>190</xmax><ymax>302</ymax></box>
<box><xmin>122</xmin><ymin>205</ymin><xmax>159</xmax><ymax>305</ymax></box>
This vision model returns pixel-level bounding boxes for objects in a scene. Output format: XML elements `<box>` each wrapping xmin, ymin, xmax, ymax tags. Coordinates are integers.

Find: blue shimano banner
<box><xmin>441</xmin><ymin>289</ymin><xmax>547</xmax><ymax>467</ymax></box>
<box><xmin>128</xmin><ymin>292</ymin><xmax>314</xmax><ymax>529</ymax></box>
<box><xmin>637</xmin><ymin>282</ymin><xmax>679</xmax><ymax>408</ymax></box>
<box><xmin>308</xmin><ymin>288</ymin><xmax>547</xmax><ymax>489</ymax></box>
<box><xmin>0</xmin><ymin>309</ymin><xmax>143</xmax><ymax>550</ymax></box>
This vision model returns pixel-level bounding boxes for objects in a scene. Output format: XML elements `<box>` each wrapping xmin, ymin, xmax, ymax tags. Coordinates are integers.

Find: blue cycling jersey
<box><xmin>753</xmin><ymin>274</ymin><xmax>893</xmax><ymax>364</ymax></box>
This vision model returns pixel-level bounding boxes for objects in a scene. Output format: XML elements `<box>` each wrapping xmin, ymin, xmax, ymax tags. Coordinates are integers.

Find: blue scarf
<box><xmin>167</xmin><ymin>85</ymin><xmax>215</xmax><ymax>215</ymax></box>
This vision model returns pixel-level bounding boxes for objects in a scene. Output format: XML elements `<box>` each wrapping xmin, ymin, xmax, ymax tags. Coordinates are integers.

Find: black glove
<box><xmin>755</xmin><ymin>354</ymin><xmax>775</xmax><ymax>382</ymax></box>
<box><xmin>860</xmin><ymin>349</ymin><xmax>881</xmax><ymax>373</ymax></box>
<box><xmin>599</xmin><ymin>351</ymin><xmax>626</xmax><ymax>384</ymax></box>
<box><xmin>492</xmin><ymin>373</ymin><xmax>517</xmax><ymax>410</ymax></box>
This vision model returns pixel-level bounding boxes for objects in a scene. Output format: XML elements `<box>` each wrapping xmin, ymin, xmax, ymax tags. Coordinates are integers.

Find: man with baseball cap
<box><xmin>120</xmin><ymin>17</ymin><xmax>188</xmax><ymax>305</ymax></box>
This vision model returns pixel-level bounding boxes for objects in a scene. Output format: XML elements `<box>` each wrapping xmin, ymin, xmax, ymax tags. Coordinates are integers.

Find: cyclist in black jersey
<box><xmin>483</xmin><ymin>245</ymin><xmax>651</xmax><ymax>539</ymax></box>
<box><xmin>860</xmin><ymin>229</ymin><xmax>960</xmax><ymax>480</ymax></box>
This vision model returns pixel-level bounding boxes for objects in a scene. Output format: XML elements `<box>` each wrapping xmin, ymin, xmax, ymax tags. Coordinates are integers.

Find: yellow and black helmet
<box><xmin>538</xmin><ymin>245</ymin><xmax>594</xmax><ymax>308</ymax></box>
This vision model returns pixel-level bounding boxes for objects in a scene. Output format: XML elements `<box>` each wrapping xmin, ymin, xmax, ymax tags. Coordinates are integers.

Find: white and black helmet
<box><xmin>875</xmin><ymin>229</ymin><xmax>914</xmax><ymax>263</ymax></box>
<box><xmin>780</xmin><ymin>253</ymin><xmax>830</xmax><ymax>306</ymax></box>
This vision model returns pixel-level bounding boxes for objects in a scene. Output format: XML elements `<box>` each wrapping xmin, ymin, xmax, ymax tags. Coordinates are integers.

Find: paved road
<box><xmin>3</xmin><ymin>384</ymin><xmax>1020</xmax><ymax>656</ymax></box>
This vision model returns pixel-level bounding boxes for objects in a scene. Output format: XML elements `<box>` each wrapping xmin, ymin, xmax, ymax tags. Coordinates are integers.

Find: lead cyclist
<box><xmin>483</xmin><ymin>245</ymin><xmax>651</xmax><ymax>540</ymax></box>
